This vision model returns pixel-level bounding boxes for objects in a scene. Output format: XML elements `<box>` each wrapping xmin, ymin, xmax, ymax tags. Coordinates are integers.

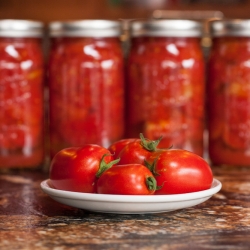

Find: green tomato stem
<box><xmin>96</xmin><ymin>154</ymin><xmax>120</xmax><ymax>178</ymax></box>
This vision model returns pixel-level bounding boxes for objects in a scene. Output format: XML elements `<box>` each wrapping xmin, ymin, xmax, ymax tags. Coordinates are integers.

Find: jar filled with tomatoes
<box><xmin>127</xmin><ymin>20</ymin><xmax>205</xmax><ymax>156</ymax></box>
<box><xmin>208</xmin><ymin>20</ymin><xmax>250</xmax><ymax>166</ymax></box>
<box><xmin>0</xmin><ymin>20</ymin><xmax>45</xmax><ymax>169</ymax></box>
<box><xmin>48</xmin><ymin>20</ymin><xmax>125</xmax><ymax>158</ymax></box>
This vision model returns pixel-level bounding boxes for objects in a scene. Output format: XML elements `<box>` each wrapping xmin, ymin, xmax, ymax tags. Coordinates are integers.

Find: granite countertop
<box><xmin>0</xmin><ymin>166</ymin><xmax>250</xmax><ymax>250</ymax></box>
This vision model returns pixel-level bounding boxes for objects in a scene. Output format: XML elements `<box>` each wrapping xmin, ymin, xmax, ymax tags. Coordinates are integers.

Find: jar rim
<box><xmin>130</xmin><ymin>19</ymin><xmax>203</xmax><ymax>37</ymax></box>
<box><xmin>0</xmin><ymin>19</ymin><xmax>44</xmax><ymax>37</ymax></box>
<box><xmin>210</xmin><ymin>19</ymin><xmax>250</xmax><ymax>37</ymax></box>
<box><xmin>49</xmin><ymin>20</ymin><xmax>122</xmax><ymax>37</ymax></box>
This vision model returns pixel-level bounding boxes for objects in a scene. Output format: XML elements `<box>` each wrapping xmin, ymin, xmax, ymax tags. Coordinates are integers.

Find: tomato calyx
<box><xmin>96</xmin><ymin>154</ymin><xmax>120</xmax><ymax>178</ymax></box>
<box><xmin>146</xmin><ymin>176</ymin><xmax>157</xmax><ymax>191</ymax></box>
<box><xmin>146</xmin><ymin>176</ymin><xmax>162</xmax><ymax>191</ymax></box>
<box><xmin>139</xmin><ymin>133</ymin><xmax>162</xmax><ymax>152</ymax></box>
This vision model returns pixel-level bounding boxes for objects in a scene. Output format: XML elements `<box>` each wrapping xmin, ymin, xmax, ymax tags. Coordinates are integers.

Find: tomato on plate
<box><xmin>108</xmin><ymin>138</ymin><xmax>137</xmax><ymax>159</ymax></box>
<box><xmin>145</xmin><ymin>149</ymin><xmax>213</xmax><ymax>194</ymax></box>
<box><xmin>49</xmin><ymin>144</ymin><xmax>118</xmax><ymax>193</ymax></box>
<box><xmin>97</xmin><ymin>164</ymin><xmax>157</xmax><ymax>195</ymax></box>
<box><xmin>118</xmin><ymin>133</ymin><xmax>162</xmax><ymax>165</ymax></box>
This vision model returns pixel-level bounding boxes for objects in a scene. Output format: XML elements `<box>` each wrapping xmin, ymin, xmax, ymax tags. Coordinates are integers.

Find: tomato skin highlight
<box><xmin>97</xmin><ymin>164</ymin><xmax>156</xmax><ymax>195</ymax></box>
<box><xmin>146</xmin><ymin>149</ymin><xmax>213</xmax><ymax>194</ymax></box>
<box><xmin>49</xmin><ymin>144</ymin><xmax>114</xmax><ymax>193</ymax></box>
<box><xmin>108</xmin><ymin>138</ymin><xmax>137</xmax><ymax>159</ymax></box>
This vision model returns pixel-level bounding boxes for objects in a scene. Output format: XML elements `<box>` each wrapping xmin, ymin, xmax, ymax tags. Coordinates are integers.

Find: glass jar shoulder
<box><xmin>210</xmin><ymin>37</ymin><xmax>250</xmax><ymax>63</ymax></box>
<box><xmin>0</xmin><ymin>37</ymin><xmax>43</xmax><ymax>66</ymax></box>
<box><xmin>49</xmin><ymin>37</ymin><xmax>123</xmax><ymax>62</ymax></box>
<box><xmin>129</xmin><ymin>37</ymin><xmax>203</xmax><ymax>62</ymax></box>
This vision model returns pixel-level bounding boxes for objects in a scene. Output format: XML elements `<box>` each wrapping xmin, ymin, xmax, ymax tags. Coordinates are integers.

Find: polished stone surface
<box><xmin>0</xmin><ymin>166</ymin><xmax>250</xmax><ymax>250</ymax></box>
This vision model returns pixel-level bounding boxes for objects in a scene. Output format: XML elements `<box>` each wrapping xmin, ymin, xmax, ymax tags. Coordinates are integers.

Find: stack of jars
<box><xmin>1</xmin><ymin>18</ymin><xmax>250</xmax><ymax>169</ymax></box>
<box><xmin>0</xmin><ymin>19</ymin><xmax>125</xmax><ymax>169</ymax></box>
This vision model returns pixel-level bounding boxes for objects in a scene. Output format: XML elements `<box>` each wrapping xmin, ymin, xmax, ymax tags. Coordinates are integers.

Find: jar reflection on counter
<box><xmin>208</xmin><ymin>20</ymin><xmax>250</xmax><ymax>166</ymax></box>
<box><xmin>48</xmin><ymin>20</ymin><xmax>125</xmax><ymax>158</ymax></box>
<box><xmin>126</xmin><ymin>20</ymin><xmax>205</xmax><ymax>156</ymax></box>
<box><xmin>0</xmin><ymin>20</ymin><xmax>44</xmax><ymax>168</ymax></box>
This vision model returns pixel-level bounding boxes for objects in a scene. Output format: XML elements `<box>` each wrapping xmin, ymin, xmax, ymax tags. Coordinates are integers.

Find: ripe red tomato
<box><xmin>145</xmin><ymin>149</ymin><xmax>213</xmax><ymax>194</ymax></box>
<box><xmin>97</xmin><ymin>164</ymin><xmax>157</xmax><ymax>195</ymax></box>
<box><xmin>49</xmin><ymin>144</ymin><xmax>118</xmax><ymax>193</ymax></box>
<box><xmin>108</xmin><ymin>138</ymin><xmax>137</xmax><ymax>159</ymax></box>
<box><xmin>118</xmin><ymin>133</ymin><xmax>162</xmax><ymax>165</ymax></box>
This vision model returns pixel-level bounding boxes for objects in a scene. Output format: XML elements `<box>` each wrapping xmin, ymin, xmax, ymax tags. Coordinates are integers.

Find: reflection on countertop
<box><xmin>0</xmin><ymin>166</ymin><xmax>250</xmax><ymax>250</ymax></box>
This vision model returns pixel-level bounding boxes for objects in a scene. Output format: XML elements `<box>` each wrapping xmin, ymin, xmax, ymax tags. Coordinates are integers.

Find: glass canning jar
<box><xmin>126</xmin><ymin>20</ymin><xmax>205</xmax><ymax>156</ymax></box>
<box><xmin>0</xmin><ymin>20</ymin><xmax>45</xmax><ymax>169</ymax></box>
<box><xmin>48</xmin><ymin>20</ymin><xmax>125</xmax><ymax>158</ymax></box>
<box><xmin>208</xmin><ymin>19</ymin><xmax>250</xmax><ymax>166</ymax></box>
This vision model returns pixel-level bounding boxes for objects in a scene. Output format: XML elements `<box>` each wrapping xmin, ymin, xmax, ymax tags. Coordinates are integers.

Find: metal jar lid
<box><xmin>0</xmin><ymin>19</ymin><xmax>44</xmax><ymax>37</ymax></box>
<box><xmin>210</xmin><ymin>19</ymin><xmax>250</xmax><ymax>37</ymax></box>
<box><xmin>49</xmin><ymin>20</ymin><xmax>122</xmax><ymax>37</ymax></box>
<box><xmin>130</xmin><ymin>19</ymin><xmax>203</xmax><ymax>37</ymax></box>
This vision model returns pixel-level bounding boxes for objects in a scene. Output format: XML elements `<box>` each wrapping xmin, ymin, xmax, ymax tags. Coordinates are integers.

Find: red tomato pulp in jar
<box><xmin>48</xmin><ymin>20</ymin><xmax>125</xmax><ymax>157</ymax></box>
<box><xmin>208</xmin><ymin>20</ymin><xmax>250</xmax><ymax>166</ymax></box>
<box><xmin>126</xmin><ymin>20</ymin><xmax>205</xmax><ymax>156</ymax></box>
<box><xmin>0</xmin><ymin>20</ymin><xmax>44</xmax><ymax>168</ymax></box>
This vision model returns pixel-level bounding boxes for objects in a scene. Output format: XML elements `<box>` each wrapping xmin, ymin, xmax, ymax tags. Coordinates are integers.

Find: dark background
<box><xmin>0</xmin><ymin>0</ymin><xmax>249</xmax><ymax>23</ymax></box>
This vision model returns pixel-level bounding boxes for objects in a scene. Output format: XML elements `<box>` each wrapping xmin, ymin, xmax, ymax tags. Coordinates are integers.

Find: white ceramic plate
<box><xmin>41</xmin><ymin>179</ymin><xmax>222</xmax><ymax>214</ymax></box>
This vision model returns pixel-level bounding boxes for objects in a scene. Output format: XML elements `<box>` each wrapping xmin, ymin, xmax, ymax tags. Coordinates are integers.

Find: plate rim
<box><xmin>40</xmin><ymin>178</ymin><xmax>222</xmax><ymax>203</ymax></box>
